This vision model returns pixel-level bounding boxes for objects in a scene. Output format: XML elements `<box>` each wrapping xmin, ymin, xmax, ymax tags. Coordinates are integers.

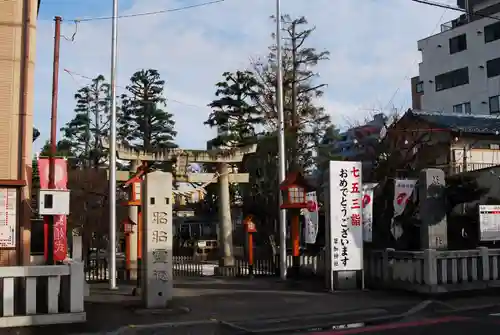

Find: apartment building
<box><xmin>0</xmin><ymin>0</ymin><xmax>38</xmax><ymax>264</ymax></box>
<box><xmin>411</xmin><ymin>0</ymin><xmax>500</xmax><ymax>115</ymax></box>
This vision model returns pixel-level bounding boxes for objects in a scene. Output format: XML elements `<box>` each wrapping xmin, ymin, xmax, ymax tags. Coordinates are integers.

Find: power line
<box><xmin>66</xmin><ymin>0</ymin><xmax>225</xmax><ymax>22</ymax></box>
<box><xmin>411</xmin><ymin>0</ymin><xmax>500</xmax><ymax>21</ymax></box>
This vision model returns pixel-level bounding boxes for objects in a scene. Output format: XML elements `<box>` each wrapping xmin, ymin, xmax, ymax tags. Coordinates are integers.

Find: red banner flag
<box><xmin>37</xmin><ymin>158</ymin><xmax>68</xmax><ymax>262</ymax></box>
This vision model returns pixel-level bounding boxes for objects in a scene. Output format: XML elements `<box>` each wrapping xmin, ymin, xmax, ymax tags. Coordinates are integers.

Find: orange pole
<box><xmin>248</xmin><ymin>233</ymin><xmax>254</xmax><ymax>266</ymax></box>
<box><xmin>137</xmin><ymin>209</ymin><xmax>142</xmax><ymax>260</ymax></box>
<box><xmin>125</xmin><ymin>233</ymin><xmax>131</xmax><ymax>270</ymax></box>
<box><xmin>291</xmin><ymin>213</ymin><xmax>300</xmax><ymax>257</ymax></box>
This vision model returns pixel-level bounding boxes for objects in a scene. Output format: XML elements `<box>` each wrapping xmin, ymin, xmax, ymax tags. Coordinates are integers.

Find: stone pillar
<box><xmin>129</xmin><ymin>160</ymin><xmax>139</xmax><ymax>280</ymax></box>
<box><xmin>72</xmin><ymin>235</ymin><xmax>82</xmax><ymax>261</ymax></box>
<box><xmin>141</xmin><ymin>171</ymin><xmax>173</xmax><ymax>308</ymax></box>
<box><xmin>419</xmin><ymin>168</ymin><xmax>448</xmax><ymax>250</ymax></box>
<box><xmin>218</xmin><ymin>162</ymin><xmax>234</xmax><ymax>267</ymax></box>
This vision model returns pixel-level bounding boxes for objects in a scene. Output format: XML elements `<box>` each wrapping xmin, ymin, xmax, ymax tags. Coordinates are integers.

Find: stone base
<box><xmin>214</xmin><ymin>266</ymin><xmax>239</xmax><ymax>277</ymax></box>
<box><xmin>84</xmin><ymin>282</ymin><xmax>90</xmax><ymax>297</ymax></box>
<box><xmin>336</xmin><ymin>270</ymin><xmax>358</xmax><ymax>290</ymax></box>
<box><xmin>132</xmin><ymin>287</ymin><xmax>142</xmax><ymax>296</ymax></box>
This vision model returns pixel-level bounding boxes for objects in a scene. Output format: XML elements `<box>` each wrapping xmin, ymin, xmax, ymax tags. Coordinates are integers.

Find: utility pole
<box><xmin>275</xmin><ymin>0</ymin><xmax>287</xmax><ymax>280</ymax></box>
<box><xmin>108</xmin><ymin>0</ymin><xmax>119</xmax><ymax>290</ymax></box>
<box><xmin>47</xmin><ymin>16</ymin><xmax>62</xmax><ymax>265</ymax></box>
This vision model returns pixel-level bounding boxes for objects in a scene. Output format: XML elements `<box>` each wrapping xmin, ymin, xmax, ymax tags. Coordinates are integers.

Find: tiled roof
<box><xmin>410</xmin><ymin>110</ymin><xmax>500</xmax><ymax>135</ymax></box>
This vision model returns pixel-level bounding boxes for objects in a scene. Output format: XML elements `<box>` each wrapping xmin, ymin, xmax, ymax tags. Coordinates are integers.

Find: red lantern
<box><xmin>244</xmin><ymin>215</ymin><xmax>257</xmax><ymax>233</ymax></box>
<box><xmin>279</xmin><ymin>172</ymin><xmax>314</xmax><ymax>209</ymax></box>
<box><xmin>122</xmin><ymin>218</ymin><xmax>135</xmax><ymax>234</ymax></box>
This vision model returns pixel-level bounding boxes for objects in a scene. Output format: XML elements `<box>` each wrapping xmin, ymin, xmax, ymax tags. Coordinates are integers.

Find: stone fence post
<box><xmin>382</xmin><ymin>248</ymin><xmax>395</xmax><ymax>282</ymax></box>
<box><xmin>478</xmin><ymin>246</ymin><xmax>490</xmax><ymax>280</ymax></box>
<box><xmin>423</xmin><ymin>249</ymin><xmax>437</xmax><ymax>285</ymax></box>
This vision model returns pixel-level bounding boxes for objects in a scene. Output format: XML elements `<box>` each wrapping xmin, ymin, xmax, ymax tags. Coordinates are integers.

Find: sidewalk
<box><xmin>10</xmin><ymin>277</ymin><xmax>500</xmax><ymax>334</ymax></box>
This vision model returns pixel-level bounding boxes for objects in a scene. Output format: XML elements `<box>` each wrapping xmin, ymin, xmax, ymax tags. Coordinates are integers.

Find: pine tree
<box><xmin>60</xmin><ymin>75</ymin><xmax>110</xmax><ymax>168</ymax></box>
<box><xmin>118</xmin><ymin>69</ymin><xmax>177</xmax><ymax>151</ymax></box>
<box><xmin>205</xmin><ymin>71</ymin><xmax>263</xmax><ymax>148</ymax></box>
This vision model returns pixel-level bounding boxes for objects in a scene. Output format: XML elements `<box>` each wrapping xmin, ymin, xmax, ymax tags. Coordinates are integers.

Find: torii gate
<box><xmin>103</xmin><ymin>139</ymin><xmax>256</xmax><ymax>274</ymax></box>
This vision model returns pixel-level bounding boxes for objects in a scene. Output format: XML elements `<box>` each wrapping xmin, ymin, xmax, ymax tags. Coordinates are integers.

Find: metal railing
<box><xmin>450</xmin><ymin>162</ymin><xmax>498</xmax><ymax>174</ymax></box>
<box><xmin>85</xmin><ymin>254</ymin><xmax>326</xmax><ymax>280</ymax></box>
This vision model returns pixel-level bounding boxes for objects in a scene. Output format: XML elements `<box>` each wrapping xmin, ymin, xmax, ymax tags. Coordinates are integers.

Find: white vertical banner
<box><xmin>362</xmin><ymin>183</ymin><xmax>377</xmax><ymax>243</ymax></box>
<box><xmin>393</xmin><ymin>179</ymin><xmax>417</xmax><ymax>217</ymax></box>
<box><xmin>328</xmin><ymin>161</ymin><xmax>363</xmax><ymax>271</ymax></box>
<box><xmin>303</xmin><ymin>191</ymin><xmax>319</xmax><ymax>244</ymax></box>
<box><xmin>392</xmin><ymin>179</ymin><xmax>417</xmax><ymax>239</ymax></box>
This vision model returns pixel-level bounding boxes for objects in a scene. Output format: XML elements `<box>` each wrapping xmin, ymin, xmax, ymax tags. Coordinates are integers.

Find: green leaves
<box><xmin>204</xmin><ymin>14</ymin><xmax>341</xmax><ymax>231</ymax></box>
<box><xmin>205</xmin><ymin>71</ymin><xmax>263</xmax><ymax>149</ymax></box>
<box><xmin>117</xmin><ymin>69</ymin><xmax>177</xmax><ymax>152</ymax></box>
<box><xmin>60</xmin><ymin>74</ymin><xmax>110</xmax><ymax>168</ymax></box>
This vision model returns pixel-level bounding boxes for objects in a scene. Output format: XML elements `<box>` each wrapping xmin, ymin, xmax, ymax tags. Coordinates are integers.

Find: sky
<box><xmin>34</xmin><ymin>0</ymin><xmax>459</xmax><ymax>152</ymax></box>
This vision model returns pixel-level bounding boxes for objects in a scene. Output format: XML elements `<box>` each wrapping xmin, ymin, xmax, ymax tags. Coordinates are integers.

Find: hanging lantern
<box><xmin>122</xmin><ymin>218</ymin><xmax>135</xmax><ymax>234</ymax></box>
<box><xmin>279</xmin><ymin>172</ymin><xmax>315</xmax><ymax>209</ymax></box>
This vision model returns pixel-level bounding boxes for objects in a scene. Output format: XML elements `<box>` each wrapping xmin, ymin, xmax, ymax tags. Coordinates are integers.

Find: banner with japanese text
<box><xmin>392</xmin><ymin>179</ymin><xmax>417</xmax><ymax>240</ymax></box>
<box><xmin>393</xmin><ymin>179</ymin><xmax>417</xmax><ymax>217</ymax></box>
<box><xmin>362</xmin><ymin>183</ymin><xmax>378</xmax><ymax>243</ymax></box>
<box><xmin>328</xmin><ymin>161</ymin><xmax>363</xmax><ymax>271</ymax></box>
<box><xmin>303</xmin><ymin>191</ymin><xmax>319</xmax><ymax>244</ymax></box>
<box><xmin>38</xmin><ymin>158</ymin><xmax>68</xmax><ymax>262</ymax></box>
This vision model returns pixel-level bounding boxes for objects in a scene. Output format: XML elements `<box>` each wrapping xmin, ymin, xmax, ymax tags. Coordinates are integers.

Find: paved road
<box><xmin>295</xmin><ymin>306</ymin><xmax>500</xmax><ymax>334</ymax></box>
<box><xmin>9</xmin><ymin>277</ymin><xmax>500</xmax><ymax>334</ymax></box>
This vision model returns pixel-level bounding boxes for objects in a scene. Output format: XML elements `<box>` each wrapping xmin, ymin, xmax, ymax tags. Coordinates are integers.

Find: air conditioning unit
<box><xmin>38</xmin><ymin>189</ymin><xmax>70</xmax><ymax>215</ymax></box>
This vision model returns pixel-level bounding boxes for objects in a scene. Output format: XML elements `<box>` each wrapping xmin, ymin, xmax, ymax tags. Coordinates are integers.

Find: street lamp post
<box><xmin>275</xmin><ymin>0</ymin><xmax>287</xmax><ymax>280</ymax></box>
<box><xmin>108</xmin><ymin>0</ymin><xmax>119</xmax><ymax>290</ymax></box>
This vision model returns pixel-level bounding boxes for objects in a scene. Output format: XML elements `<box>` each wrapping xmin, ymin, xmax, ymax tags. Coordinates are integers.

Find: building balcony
<box><xmin>440</xmin><ymin>14</ymin><xmax>470</xmax><ymax>32</ymax></box>
<box><xmin>450</xmin><ymin>162</ymin><xmax>499</xmax><ymax>174</ymax></box>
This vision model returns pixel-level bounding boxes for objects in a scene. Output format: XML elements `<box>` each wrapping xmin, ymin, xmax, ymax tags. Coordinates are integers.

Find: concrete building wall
<box><xmin>0</xmin><ymin>0</ymin><xmax>37</xmax><ymax>265</ymax></box>
<box><xmin>411</xmin><ymin>76</ymin><xmax>423</xmax><ymax>110</ymax></box>
<box><xmin>417</xmin><ymin>13</ymin><xmax>500</xmax><ymax>115</ymax></box>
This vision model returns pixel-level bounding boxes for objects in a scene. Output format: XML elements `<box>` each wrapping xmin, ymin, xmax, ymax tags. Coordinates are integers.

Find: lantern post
<box><xmin>279</xmin><ymin>172</ymin><xmax>315</xmax><ymax>278</ymax></box>
<box><xmin>244</xmin><ymin>215</ymin><xmax>257</xmax><ymax>277</ymax></box>
<box><xmin>122</xmin><ymin>218</ymin><xmax>134</xmax><ymax>279</ymax></box>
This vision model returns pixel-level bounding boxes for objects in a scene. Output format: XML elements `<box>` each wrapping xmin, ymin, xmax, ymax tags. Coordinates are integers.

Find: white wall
<box><xmin>418</xmin><ymin>16</ymin><xmax>500</xmax><ymax>114</ymax></box>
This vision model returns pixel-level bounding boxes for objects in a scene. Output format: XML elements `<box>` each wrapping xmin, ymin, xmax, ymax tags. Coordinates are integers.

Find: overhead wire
<box><xmin>65</xmin><ymin>0</ymin><xmax>225</xmax><ymax>22</ymax></box>
<box><xmin>411</xmin><ymin>0</ymin><xmax>500</xmax><ymax>21</ymax></box>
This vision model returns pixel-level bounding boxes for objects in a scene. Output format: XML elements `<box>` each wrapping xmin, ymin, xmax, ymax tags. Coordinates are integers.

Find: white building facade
<box><xmin>413</xmin><ymin>0</ymin><xmax>500</xmax><ymax>115</ymax></box>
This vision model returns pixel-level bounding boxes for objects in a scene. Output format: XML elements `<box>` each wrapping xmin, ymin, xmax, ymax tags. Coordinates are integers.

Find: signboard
<box><xmin>38</xmin><ymin>158</ymin><xmax>68</xmax><ymax>261</ymax></box>
<box><xmin>362</xmin><ymin>183</ymin><xmax>377</xmax><ymax>242</ymax></box>
<box><xmin>0</xmin><ymin>188</ymin><xmax>17</xmax><ymax>248</ymax></box>
<box><xmin>328</xmin><ymin>161</ymin><xmax>363</xmax><ymax>271</ymax></box>
<box><xmin>479</xmin><ymin>205</ymin><xmax>500</xmax><ymax>241</ymax></box>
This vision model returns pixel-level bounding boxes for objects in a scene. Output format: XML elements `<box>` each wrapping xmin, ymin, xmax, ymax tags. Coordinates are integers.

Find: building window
<box><xmin>486</xmin><ymin>57</ymin><xmax>500</xmax><ymax>78</ymax></box>
<box><xmin>453</xmin><ymin>102</ymin><xmax>471</xmax><ymax>114</ymax></box>
<box><xmin>485</xmin><ymin>21</ymin><xmax>500</xmax><ymax>43</ymax></box>
<box><xmin>449</xmin><ymin>34</ymin><xmax>467</xmax><ymax>54</ymax></box>
<box><xmin>490</xmin><ymin>95</ymin><xmax>500</xmax><ymax>114</ymax></box>
<box><xmin>416</xmin><ymin>81</ymin><xmax>424</xmax><ymax>93</ymax></box>
<box><xmin>435</xmin><ymin>67</ymin><xmax>469</xmax><ymax>91</ymax></box>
